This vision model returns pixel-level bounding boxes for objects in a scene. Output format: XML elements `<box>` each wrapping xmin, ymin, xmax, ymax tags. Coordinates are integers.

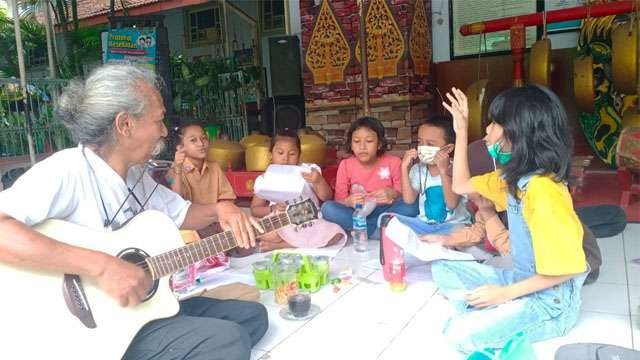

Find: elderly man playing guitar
<box><xmin>0</xmin><ymin>64</ymin><xmax>270</xmax><ymax>360</ymax></box>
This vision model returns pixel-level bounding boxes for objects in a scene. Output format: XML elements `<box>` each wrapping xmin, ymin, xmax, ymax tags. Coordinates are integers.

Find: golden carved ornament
<box><xmin>410</xmin><ymin>0</ymin><xmax>431</xmax><ymax>76</ymax></box>
<box><xmin>305</xmin><ymin>0</ymin><xmax>351</xmax><ymax>85</ymax></box>
<box><xmin>355</xmin><ymin>0</ymin><xmax>405</xmax><ymax>79</ymax></box>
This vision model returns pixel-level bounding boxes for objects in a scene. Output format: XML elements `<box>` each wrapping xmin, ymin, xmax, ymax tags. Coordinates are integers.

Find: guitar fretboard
<box><xmin>145</xmin><ymin>212</ymin><xmax>291</xmax><ymax>279</ymax></box>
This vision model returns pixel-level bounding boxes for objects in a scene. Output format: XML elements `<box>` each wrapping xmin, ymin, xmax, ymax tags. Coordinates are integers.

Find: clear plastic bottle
<box><xmin>352</xmin><ymin>203</ymin><xmax>368</xmax><ymax>252</ymax></box>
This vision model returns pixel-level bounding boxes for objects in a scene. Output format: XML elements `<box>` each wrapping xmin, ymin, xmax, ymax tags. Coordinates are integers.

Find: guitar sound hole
<box><xmin>118</xmin><ymin>247</ymin><xmax>159</xmax><ymax>302</ymax></box>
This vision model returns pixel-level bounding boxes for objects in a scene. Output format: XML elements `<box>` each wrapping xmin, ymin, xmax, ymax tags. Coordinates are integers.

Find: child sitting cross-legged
<box><xmin>393</xmin><ymin>115</ymin><xmax>471</xmax><ymax>236</ymax></box>
<box><xmin>251</xmin><ymin>130</ymin><xmax>346</xmax><ymax>252</ymax></box>
<box><xmin>321</xmin><ymin>116</ymin><xmax>418</xmax><ymax>238</ymax></box>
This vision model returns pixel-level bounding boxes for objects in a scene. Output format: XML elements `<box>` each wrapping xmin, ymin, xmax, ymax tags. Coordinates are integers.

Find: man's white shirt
<box><xmin>0</xmin><ymin>144</ymin><xmax>190</xmax><ymax>230</ymax></box>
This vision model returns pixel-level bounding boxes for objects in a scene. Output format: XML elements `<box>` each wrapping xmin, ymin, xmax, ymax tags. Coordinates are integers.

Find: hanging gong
<box><xmin>611</xmin><ymin>22</ymin><xmax>637</xmax><ymax>95</ymax></box>
<box><xmin>574</xmin><ymin>56</ymin><xmax>595</xmax><ymax>113</ymax></box>
<box><xmin>466</xmin><ymin>79</ymin><xmax>491</xmax><ymax>142</ymax></box>
<box><xmin>529</xmin><ymin>38</ymin><xmax>552</xmax><ymax>87</ymax></box>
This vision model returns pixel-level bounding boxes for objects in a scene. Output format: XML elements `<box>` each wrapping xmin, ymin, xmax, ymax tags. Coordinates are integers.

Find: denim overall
<box><xmin>432</xmin><ymin>174</ymin><xmax>588</xmax><ymax>354</ymax></box>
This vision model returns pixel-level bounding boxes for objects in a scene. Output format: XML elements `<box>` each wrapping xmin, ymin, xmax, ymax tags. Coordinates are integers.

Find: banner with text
<box><xmin>106</xmin><ymin>28</ymin><xmax>156</xmax><ymax>70</ymax></box>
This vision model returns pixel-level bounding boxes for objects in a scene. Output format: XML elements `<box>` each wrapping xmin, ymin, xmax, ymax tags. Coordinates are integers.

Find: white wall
<box><xmin>431</xmin><ymin>0</ymin><xmax>580</xmax><ymax>63</ymax></box>
<box><xmin>162</xmin><ymin>2</ymin><xmax>258</xmax><ymax>60</ymax></box>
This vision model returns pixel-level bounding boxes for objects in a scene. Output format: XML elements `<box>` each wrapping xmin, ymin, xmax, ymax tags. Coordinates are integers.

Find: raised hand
<box><xmin>173</xmin><ymin>149</ymin><xmax>186</xmax><ymax>170</ymax></box>
<box><xmin>442</xmin><ymin>87</ymin><xmax>470</xmax><ymax>135</ymax></box>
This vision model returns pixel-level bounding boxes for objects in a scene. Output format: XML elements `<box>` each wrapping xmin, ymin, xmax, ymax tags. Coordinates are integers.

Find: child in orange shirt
<box><xmin>166</xmin><ymin>122</ymin><xmax>236</xmax><ymax>205</ymax></box>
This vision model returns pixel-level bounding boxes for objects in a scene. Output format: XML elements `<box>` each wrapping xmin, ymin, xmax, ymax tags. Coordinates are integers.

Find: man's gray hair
<box><xmin>56</xmin><ymin>64</ymin><xmax>162</xmax><ymax>146</ymax></box>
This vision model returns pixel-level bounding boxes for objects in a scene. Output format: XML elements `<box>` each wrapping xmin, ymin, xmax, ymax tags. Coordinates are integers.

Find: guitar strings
<box><xmin>132</xmin><ymin>212</ymin><xmax>292</xmax><ymax>271</ymax></box>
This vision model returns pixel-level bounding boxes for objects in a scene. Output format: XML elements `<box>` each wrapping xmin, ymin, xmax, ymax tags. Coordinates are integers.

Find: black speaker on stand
<box><xmin>262</xmin><ymin>95</ymin><xmax>305</xmax><ymax>135</ymax></box>
<box><xmin>264</xmin><ymin>35</ymin><xmax>305</xmax><ymax>135</ymax></box>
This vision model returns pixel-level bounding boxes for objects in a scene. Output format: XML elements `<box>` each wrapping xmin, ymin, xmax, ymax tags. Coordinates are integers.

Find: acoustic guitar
<box><xmin>0</xmin><ymin>198</ymin><xmax>317</xmax><ymax>359</ymax></box>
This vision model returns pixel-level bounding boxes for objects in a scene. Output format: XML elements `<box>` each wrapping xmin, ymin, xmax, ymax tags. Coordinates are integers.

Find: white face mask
<box><xmin>417</xmin><ymin>145</ymin><xmax>440</xmax><ymax>164</ymax></box>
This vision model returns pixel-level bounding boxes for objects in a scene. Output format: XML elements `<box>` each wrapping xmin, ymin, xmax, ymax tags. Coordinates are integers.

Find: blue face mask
<box><xmin>487</xmin><ymin>140</ymin><xmax>512</xmax><ymax>165</ymax></box>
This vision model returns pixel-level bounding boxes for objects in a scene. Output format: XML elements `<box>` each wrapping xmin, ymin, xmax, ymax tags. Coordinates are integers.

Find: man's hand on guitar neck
<box><xmin>217</xmin><ymin>201</ymin><xmax>264</xmax><ymax>249</ymax></box>
<box><xmin>182</xmin><ymin>202</ymin><xmax>264</xmax><ymax>249</ymax></box>
<box><xmin>95</xmin><ymin>255</ymin><xmax>152</xmax><ymax>307</ymax></box>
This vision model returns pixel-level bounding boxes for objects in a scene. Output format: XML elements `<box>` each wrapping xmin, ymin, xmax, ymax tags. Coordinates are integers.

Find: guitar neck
<box><xmin>145</xmin><ymin>212</ymin><xmax>291</xmax><ymax>279</ymax></box>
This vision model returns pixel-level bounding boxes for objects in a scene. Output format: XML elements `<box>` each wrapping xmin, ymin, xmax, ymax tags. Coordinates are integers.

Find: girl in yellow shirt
<box><xmin>434</xmin><ymin>84</ymin><xmax>588</xmax><ymax>354</ymax></box>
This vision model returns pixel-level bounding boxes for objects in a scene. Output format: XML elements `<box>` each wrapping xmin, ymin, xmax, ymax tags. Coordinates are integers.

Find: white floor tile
<box><xmin>581</xmin><ymin>282</ymin><xmax>629</xmax><ymax>315</ymax></box>
<box><xmin>252</xmin><ymin>302</ymin><xmax>310</xmax><ymax>351</ymax></box>
<box><xmin>597</xmin><ymin>260</ymin><xmax>629</xmax><ymax>285</ymax></box>
<box><xmin>378</xmin><ymin>294</ymin><xmax>464</xmax><ymax>360</ymax></box>
<box><xmin>597</xmin><ymin>234</ymin><xmax>625</xmax><ymax>262</ymax></box>
<box><xmin>633</xmin><ymin>318</ymin><xmax>640</xmax><ymax>350</ymax></box>
<box><xmin>627</xmin><ymin>260</ymin><xmax>640</xmax><ymax>286</ymax></box>
<box><xmin>630</xmin><ymin>285</ymin><xmax>640</xmax><ymax>316</ymax></box>
<box><xmin>266</xmin><ymin>279</ymin><xmax>435</xmax><ymax>360</ymax></box>
<box><xmin>534</xmin><ymin>311</ymin><xmax>633</xmax><ymax>358</ymax></box>
<box><xmin>623</xmin><ymin>224</ymin><xmax>640</xmax><ymax>259</ymax></box>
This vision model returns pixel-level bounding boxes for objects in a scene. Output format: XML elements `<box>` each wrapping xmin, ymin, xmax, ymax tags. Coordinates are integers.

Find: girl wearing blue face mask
<box><xmin>396</xmin><ymin>115</ymin><xmax>471</xmax><ymax>235</ymax></box>
<box><xmin>433</xmin><ymin>85</ymin><xmax>588</xmax><ymax>354</ymax></box>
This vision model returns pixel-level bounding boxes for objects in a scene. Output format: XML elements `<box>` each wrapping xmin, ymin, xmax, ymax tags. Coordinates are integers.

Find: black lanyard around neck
<box><xmin>81</xmin><ymin>145</ymin><xmax>157</xmax><ymax>230</ymax></box>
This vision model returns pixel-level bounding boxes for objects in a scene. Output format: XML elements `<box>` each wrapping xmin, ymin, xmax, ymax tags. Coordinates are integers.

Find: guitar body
<box><xmin>0</xmin><ymin>210</ymin><xmax>182</xmax><ymax>359</ymax></box>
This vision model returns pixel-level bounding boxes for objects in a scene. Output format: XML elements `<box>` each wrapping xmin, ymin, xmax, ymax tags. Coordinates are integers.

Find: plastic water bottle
<box><xmin>352</xmin><ymin>203</ymin><xmax>368</xmax><ymax>252</ymax></box>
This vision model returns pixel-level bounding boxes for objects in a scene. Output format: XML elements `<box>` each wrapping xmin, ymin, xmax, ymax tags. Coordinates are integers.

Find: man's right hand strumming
<box><xmin>95</xmin><ymin>255</ymin><xmax>152</xmax><ymax>308</ymax></box>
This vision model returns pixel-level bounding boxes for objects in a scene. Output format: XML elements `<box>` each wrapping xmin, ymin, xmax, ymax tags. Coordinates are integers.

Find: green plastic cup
<box><xmin>252</xmin><ymin>260</ymin><xmax>272</xmax><ymax>289</ymax></box>
<box><xmin>313</xmin><ymin>256</ymin><xmax>330</xmax><ymax>285</ymax></box>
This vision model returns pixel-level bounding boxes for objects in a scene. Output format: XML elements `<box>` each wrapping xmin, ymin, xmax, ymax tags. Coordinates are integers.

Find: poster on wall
<box><xmin>106</xmin><ymin>28</ymin><xmax>157</xmax><ymax>70</ymax></box>
<box><xmin>545</xmin><ymin>0</ymin><xmax>586</xmax><ymax>33</ymax></box>
<box><xmin>450</xmin><ymin>0</ymin><xmax>538</xmax><ymax>58</ymax></box>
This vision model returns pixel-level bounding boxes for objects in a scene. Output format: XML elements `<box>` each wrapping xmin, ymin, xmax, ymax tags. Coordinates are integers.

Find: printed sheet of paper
<box><xmin>385</xmin><ymin>217</ymin><xmax>475</xmax><ymax>262</ymax></box>
<box><xmin>253</xmin><ymin>164</ymin><xmax>319</xmax><ymax>204</ymax></box>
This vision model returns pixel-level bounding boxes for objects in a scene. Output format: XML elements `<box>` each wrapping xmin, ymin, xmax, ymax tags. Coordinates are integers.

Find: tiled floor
<box><xmin>237</xmin><ymin>223</ymin><xmax>640</xmax><ymax>360</ymax></box>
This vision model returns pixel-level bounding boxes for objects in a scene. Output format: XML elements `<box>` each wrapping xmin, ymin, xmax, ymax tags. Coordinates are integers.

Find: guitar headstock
<box><xmin>285</xmin><ymin>198</ymin><xmax>318</xmax><ymax>226</ymax></box>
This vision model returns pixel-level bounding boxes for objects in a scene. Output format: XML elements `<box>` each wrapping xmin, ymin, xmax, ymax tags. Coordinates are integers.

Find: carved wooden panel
<box><xmin>410</xmin><ymin>0</ymin><xmax>431</xmax><ymax>76</ymax></box>
<box><xmin>305</xmin><ymin>0</ymin><xmax>351</xmax><ymax>85</ymax></box>
<box><xmin>356</xmin><ymin>0</ymin><xmax>405</xmax><ymax>79</ymax></box>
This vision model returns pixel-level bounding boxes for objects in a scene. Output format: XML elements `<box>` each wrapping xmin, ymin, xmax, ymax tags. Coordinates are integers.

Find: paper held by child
<box><xmin>254</xmin><ymin>164</ymin><xmax>320</xmax><ymax>204</ymax></box>
<box><xmin>385</xmin><ymin>217</ymin><xmax>475</xmax><ymax>262</ymax></box>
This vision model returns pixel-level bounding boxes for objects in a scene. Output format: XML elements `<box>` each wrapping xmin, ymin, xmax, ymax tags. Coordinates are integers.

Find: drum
<box><xmin>300</xmin><ymin>133</ymin><xmax>327</xmax><ymax>166</ymax></box>
<box><xmin>245</xmin><ymin>142</ymin><xmax>271</xmax><ymax>171</ymax></box>
<box><xmin>208</xmin><ymin>139</ymin><xmax>244</xmax><ymax>170</ymax></box>
<box><xmin>240</xmin><ymin>134</ymin><xmax>270</xmax><ymax>149</ymax></box>
<box><xmin>616</xmin><ymin>126</ymin><xmax>640</xmax><ymax>170</ymax></box>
